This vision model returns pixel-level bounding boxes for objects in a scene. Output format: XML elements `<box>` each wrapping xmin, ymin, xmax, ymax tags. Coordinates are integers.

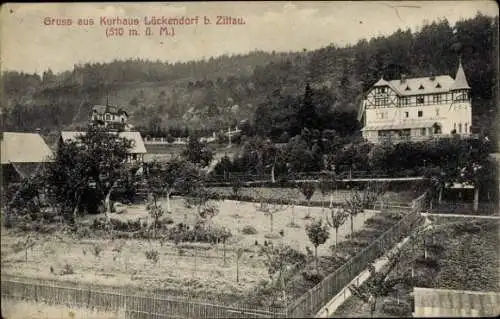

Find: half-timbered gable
<box><xmin>359</xmin><ymin>59</ymin><xmax>472</xmax><ymax>143</ymax></box>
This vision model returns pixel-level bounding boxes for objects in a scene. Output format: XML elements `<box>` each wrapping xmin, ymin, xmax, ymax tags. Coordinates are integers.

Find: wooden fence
<box><xmin>285</xmin><ymin>192</ymin><xmax>428</xmax><ymax>317</ymax></box>
<box><xmin>1</xmin><ymin>276</ymin><xmax>286</xmax><ymax>318</ymax></box>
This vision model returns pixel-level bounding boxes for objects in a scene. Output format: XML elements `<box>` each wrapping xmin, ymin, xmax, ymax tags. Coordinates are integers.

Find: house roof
<box><xmin>1</xmin><ymin>132</ymin><xmax>53</xmax><ymax>164</ymax></box>
<box><xmin>92</xmin><ymin>105</ymin><xmax>128</xmax><ymax>116</ymax></box>
<box><xmin>384</xmin><ymin>75</ymin><xmax>456</xmax><ymax>96</ymax></box>
<box><xmin>60</xmin><ymin>131</ymin><xmax>147</xmax><ymax>154</ymax></box>
<box><xmin>413</xmin><ymin>287</ymin><xmax>500</xmax><ymax>317</ymax></box>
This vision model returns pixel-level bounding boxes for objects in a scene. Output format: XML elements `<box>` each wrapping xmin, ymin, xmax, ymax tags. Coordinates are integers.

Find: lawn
<box><xmin>333</xmin><ymin>217</ymin><xmax>500</xmax><ymax>318</ymax></box>
<box><xmin>1</xmin><ymin>197</ymin><xmax>377</xmax><ymax>304</ymax></box>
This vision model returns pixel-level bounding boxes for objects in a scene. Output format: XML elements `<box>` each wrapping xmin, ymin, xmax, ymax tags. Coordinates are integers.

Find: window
<box><xmin>464</xmin><ymin>122</ymin><xmax>468</xmax><ymax>133</ymax></box>
<box><xmin>458</xmin><ymin>123</ymin><xmax>462</xmax><ymax>133</ymax></box>
<box><xmin>404</xmin><ymin>111</ymin><xmax>409</xmax><ymax>118</ymax></box>
<box><xmin>454</xmin><ymin>123</ymin><xmax>457</xmax><ymax>131</ymax></box>
<box><xmin>420</xmin><ymin>128</ymin><xmax>426</xmax><ymax>136</ymax></box>
<box><xmin>435</xmin><ymin>108</ymin><xmax>440</xmax><ymax>116</ymax></box>
<box><xmin>433</xmin><ymin>95</ymin><xmax>442</xmax><ymax>103</ymax></box>
<box><xmin>105</xmin><ymin>114</ymin><xmax>111</xmax><ymax>121</ymax></box>
<box><xmin>418</xmin><ymin>110</ymin><xmax>423</xmax><ymax>117</ymax></box>
<box><xmin>401</xmin><ymin>97</ymin><xmax>410</xmax><ymax>106</ymax></box>
<box><xmin>380</xmin><ymin>87</ymin><xmax>386</xmax><ymax>94</ymax></box>
<box><xmin>417</xmin><ymin>96</ymin><xmax>424</xmax><ymax>104</ymax></box>
<box><xmin>375</xmin><ymin>97</ymin><xmax>388</xmax><ymax>106</ymax></box>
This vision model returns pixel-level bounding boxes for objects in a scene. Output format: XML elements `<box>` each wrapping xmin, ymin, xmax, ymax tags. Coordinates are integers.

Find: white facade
<box><xmin>359</xmin><ymin>61</ymin><xmax>472</xmax><ymax>143</ymax></box>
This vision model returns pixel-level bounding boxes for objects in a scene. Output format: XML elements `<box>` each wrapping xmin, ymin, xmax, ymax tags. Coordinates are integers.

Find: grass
<box><xmin>333</xmin><ymin>217</ymin><xmax>500</xmax><ymax>318</ymax></box>
<box><xmin>1</xmin><ymin>298</ymin><xmax>123</xmax><ymax>319</ymax></box>
<box><xmin>1</xmin><ymin>197</ymin><xmax>376</xmax><ymax>304</ymax></box>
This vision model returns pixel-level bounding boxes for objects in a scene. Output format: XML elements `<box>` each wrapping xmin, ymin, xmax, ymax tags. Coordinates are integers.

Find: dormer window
<box><xmin>405</xmin><ymin>85</ymin><xmax>411</xmax><ymax>91</ymax></box>
<box><xmin>435</xmin><ymin>82</ymin><xmax>441</xmax><ymax>88</ymax></box>
<box><xmin>419</xmin><ymin>84</ymin><xmax>424</xmax><ymax>90</ymax></box>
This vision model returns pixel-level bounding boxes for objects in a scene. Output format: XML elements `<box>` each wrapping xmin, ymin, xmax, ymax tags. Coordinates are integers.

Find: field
<box><xmin>333</xmin><ymin>217</ymin><xmax>500</xmax><ymax>318</ymax></box>
<box><xmin>1</xmin><ymin>298</ymin><xmax>121</xmax><ymax>319</ymax></box>
<box><xmin>1</xmin><ymin>197</ymin><xmax>376</xmax><ymax>301</ymax></box>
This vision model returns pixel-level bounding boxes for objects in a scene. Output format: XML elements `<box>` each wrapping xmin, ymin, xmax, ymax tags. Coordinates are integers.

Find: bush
<box><xmin>241</xmin><ymin>225</ymin><xmax>258</xmax><ymax>235</ymax></box>
<box><xmin>60</xmin><ymin>263</ymin><xmax>74</xmax><ymax>275</ymax></box>
<box><xmin>301</xmin><ymin>268</ymin><xmax>324</xmax><ymax>284</ymax></box>
<box><xmin>145</xmin><ymin>249</ymin><xmax>159</xmax><ymax>263</ymax></box>
<box><xmin>167</xmin><ymin>222</ymin><xmax>232</xmax><ymax>244</ymax></box>
<box><xmin>382</xmin><ymin>300</ymin><xmax>412</xmax><ymax>317</ymax></box>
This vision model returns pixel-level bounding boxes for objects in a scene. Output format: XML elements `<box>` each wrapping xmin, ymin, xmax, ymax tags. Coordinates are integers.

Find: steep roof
<box><xmin>60</xmin><ymin>131</ymin><xmax>147</xmax><ymax>154</ymax></box>
<box><xmin>1</xmin><ymin>132</ymin><xmax>53</xmax><ymax>164</ymax></box>
<box><xmin>386</xmin><ymin>75</ymin><xmax>455</xmax><ymax>96</ymax></box>
<box><xmin>373</xmin><ymin>77</ymin><xmax>390</xmax><ymax>87</ymax></box>
<box><xmin>450</xmin><ymin>60</ymin><xmax>470</xmax><ymax>90</ymax></box>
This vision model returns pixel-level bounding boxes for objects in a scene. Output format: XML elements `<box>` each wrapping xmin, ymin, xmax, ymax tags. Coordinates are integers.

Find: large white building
<box><xmin>358</xmin><ymin>60</ymin><xmax>472</xmax><ymax>143</ymax></box>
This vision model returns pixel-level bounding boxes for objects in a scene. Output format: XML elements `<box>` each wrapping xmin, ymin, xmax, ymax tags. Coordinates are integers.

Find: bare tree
<box><xmin>326</xmin><ymin>208</ymin><xmax>348</xmax><ymax>253</ymax></box>
<box><xmin>236</xmin><ymin>247</ymin><xmax>244</xmax><ymax>283</ymax></box>
<box><xmin>254</xmin><ymin>190</ymin><xmax>288</xmax><ymax>236</ymax></box>
<box><xmin>343</xmin><ymin>189</ymin><xmax>364</xmax><ymax>235</ymax></box>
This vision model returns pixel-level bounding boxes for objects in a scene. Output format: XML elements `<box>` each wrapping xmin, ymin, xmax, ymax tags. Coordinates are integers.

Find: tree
<box><xmin>285</xmin><ymin>187</ymin><xmax>301</xmax><ymax>228</ymax></box>
<box><xmin>305</xmin><ymin>219</ymin><xmax>330</xmax><ymax>273</ymax></box>
<box><xmin>147</xmin><ymin>158</ymin><xmax>201</xmax><ymax>213</ymax></box>
<box><xmin>326</xmin><ymin>208</ymin><xmax>348</xmax><ymax>252</ymax></box>
<box><xmin>236</xmin><ymin>247</ymin><xmax>244</xmax><ymax>283</ymax></box>
<box><xmin>343</xmin><ymin>189</ymin><xmax>365</xmax><ymax>234</ymax></box>
<box><xmin>348</xmin><ymin>248</ymin><xmax>403</xmax><ymax>318</ymax></box>
<box><xmin>182</xmin><ymin>135</ymin><xmax>214</xmax><ymax>167</ymax></box>
<box><xmin>296</xmin><ymin>83</ymin><xmax>320</xmax><ymax>131</ymax></box>
<box><xmin>213</xmin><ymin>225</ymin><xmax>232</xmax><ymax>266</ymax></box>
<box><xmin>318</xmin><ymin>172</ymin><xmax>336</xmax><ymax>215</ymax></box>
<box><xmin>261</xmin><ymin>244</ymin><xmax>307</xmax><ymax>303</ymax></box>
<box><xmin>254</xmin><ymin>191</ymin><xmax>288</xmax><ymax>236</ymax></box>
<box><xmin>44</xmin><ymin>126</ymin><xmax>132</xmax><ymax>223</ymax></box>
<box><xmin>300</xmin><ymin>182</ymin><xmax>316</xmax><ymax>218</ymax></box>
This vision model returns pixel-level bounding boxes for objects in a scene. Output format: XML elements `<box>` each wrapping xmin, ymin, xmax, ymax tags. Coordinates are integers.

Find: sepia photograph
<box><xmin>0</xmin><ymin>1</ymin><xmax>499</xmax><ymax>318</ymax></box>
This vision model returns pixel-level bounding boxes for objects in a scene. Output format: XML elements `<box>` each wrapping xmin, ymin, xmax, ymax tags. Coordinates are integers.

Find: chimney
<box><xmin>400</xmin><ymin>74</ymin><xmax>407</xmax><ymax>84</ymax></box>
<box><xmin>35</xmin><ymin>128</ymin><xmax>41</xmax><ymax>135</ymax></box>
<box><xmin>430</xmin><ymin>72</ymin><xmax>435</xmax><ymax>81</ymax></box>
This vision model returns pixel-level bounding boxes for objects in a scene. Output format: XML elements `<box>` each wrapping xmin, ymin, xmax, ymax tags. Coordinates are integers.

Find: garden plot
<box><xmin>333</xmin><ymin>217</ymin><xmax>500</xmax><ymax>318</ymax></box>
<box><xmin>1</xmin><ymin>198</ymin><xmax>379</xmax><ymax>300</ymax></box>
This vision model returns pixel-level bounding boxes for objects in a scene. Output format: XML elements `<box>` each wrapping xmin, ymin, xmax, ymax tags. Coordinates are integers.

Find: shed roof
<box><xmin>413</xmin><ymin>287</ymin><xmax>500</xmax><ymax>317</ymax></box>
<box><xmin>1</xmin><ymin>132</ymin><xmax>53</xmax><ymax>164</ymax></box>
<box><xmin>60</xmin><ymin>131</ymin><xmax>147</xmax><ymax>154</ymax></box>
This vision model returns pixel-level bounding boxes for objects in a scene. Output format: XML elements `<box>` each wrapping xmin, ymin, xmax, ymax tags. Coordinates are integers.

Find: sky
<box><xmin>1</xmin><ymin>1</ymin><xmax>498</xmax><ymax>75</ymax></box>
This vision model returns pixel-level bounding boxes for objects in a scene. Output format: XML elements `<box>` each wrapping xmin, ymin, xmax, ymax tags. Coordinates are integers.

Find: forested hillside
<box><xmin>1</xmin><ymin>13</ymin><xmax>498</xmax><ymax>143</ymax></box>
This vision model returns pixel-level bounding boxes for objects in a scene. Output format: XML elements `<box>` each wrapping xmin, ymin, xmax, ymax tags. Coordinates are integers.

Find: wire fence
<box><xmin>1</xmin><ymin>276</ymin><xmax>287</xmax><ymax>318</ymax></box>
<box><xmin>285</xmin><ymin>192</ymin><xmax>428</xmax><ymax>318</ymax></box>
